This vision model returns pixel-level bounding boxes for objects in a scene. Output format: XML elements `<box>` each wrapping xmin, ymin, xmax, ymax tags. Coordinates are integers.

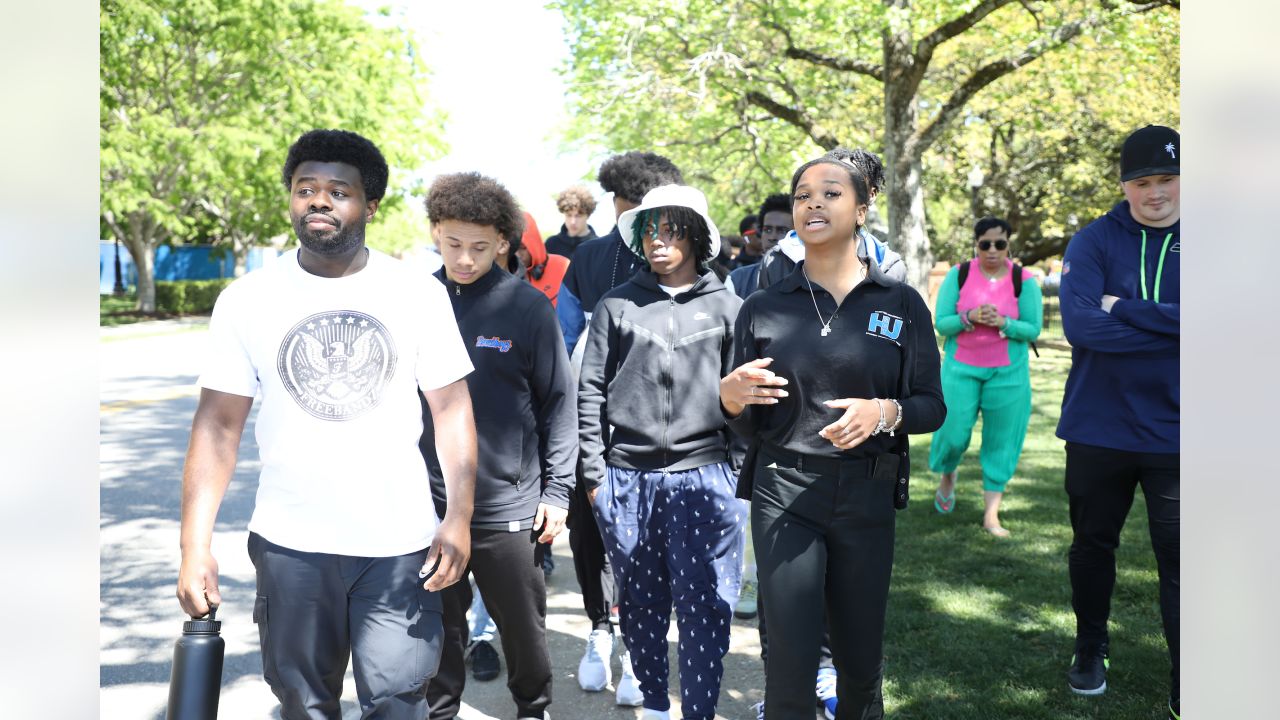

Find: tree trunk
<box><xmin>233</xmin><ymin>235</ymin><xmax>248</xmax><ymax>278</ymax></box>
<box><xmin>124</xmin><ymin>213</ymin><xmax>159</xmax><ymax>313</ymax></box>
<box><xmin>883</xmin><ymin>153</ymin><xmax>934</xmax><ymax>294</ymax></box>
<box><xmin>882</xmin><ymin>10</ymin><xmax>935</xmax><ymax>295</ymax></box>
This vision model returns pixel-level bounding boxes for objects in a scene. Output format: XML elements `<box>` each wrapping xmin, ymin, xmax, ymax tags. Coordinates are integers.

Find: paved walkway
<box><xmin>99</xmin><ymin>326</ymin><xmax>807</xmax><ymax>720</ymax></box>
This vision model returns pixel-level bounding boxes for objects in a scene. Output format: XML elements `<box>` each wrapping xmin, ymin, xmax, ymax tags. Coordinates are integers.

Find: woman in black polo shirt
<box><xmin>720</xmin><ymin>148</ymin><xmax>945</xmax><ymax>719</ymax></box>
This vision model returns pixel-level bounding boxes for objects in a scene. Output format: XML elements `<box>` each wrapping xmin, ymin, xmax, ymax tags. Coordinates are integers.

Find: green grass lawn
<box><xmin>100</xmin><ymin>293</ymin><xmax>190</xmax><ymax>327</ymax></box>
<box><xmin>884</xmin><ymin>345</ymin><xmax>1170</xmax><ymax>719</ymax></box>
<box><xmin>100</xmin><ymin>293</ymin><xmax>157</xmax><ymax>326</ymax></box>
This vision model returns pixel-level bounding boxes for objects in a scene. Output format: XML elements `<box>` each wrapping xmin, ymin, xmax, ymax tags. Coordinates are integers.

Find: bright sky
<box><xmin>353</xmin><ymin>0</ymin><xmax>619</xmax><ymax>241</ymax></box>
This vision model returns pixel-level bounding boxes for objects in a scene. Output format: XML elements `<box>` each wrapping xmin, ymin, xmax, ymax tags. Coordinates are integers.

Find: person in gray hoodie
<box><xmin>579</xmin><ymin>184</ymin><xmax>746</xmax><ymax>720</ymax></box>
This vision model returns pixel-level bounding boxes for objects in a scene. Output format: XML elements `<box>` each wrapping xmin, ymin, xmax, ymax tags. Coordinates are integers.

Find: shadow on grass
<box><xmin>882</xmin><ymin>346</ymin><xmax>1172</xmax><ymax>719</ymax></box>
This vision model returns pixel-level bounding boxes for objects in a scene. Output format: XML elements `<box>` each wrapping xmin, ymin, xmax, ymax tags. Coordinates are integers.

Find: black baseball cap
<box><xmin>1120</xmin><ymin>125</ymin><xmax>1179</xmax><ymax>182</ymax></box>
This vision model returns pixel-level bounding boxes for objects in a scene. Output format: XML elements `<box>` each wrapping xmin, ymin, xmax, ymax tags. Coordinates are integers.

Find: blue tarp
<box><xmin>99</xmin><ymin>241</ymin><xmax>275</xmax><ymax>294</ymax></box>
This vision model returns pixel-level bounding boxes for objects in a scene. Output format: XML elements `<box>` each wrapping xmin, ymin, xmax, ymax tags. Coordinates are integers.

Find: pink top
<box><xmin>954</xmin><ymin>259</ymin><xmax>1023</xmax><ymax>368</ymax></box>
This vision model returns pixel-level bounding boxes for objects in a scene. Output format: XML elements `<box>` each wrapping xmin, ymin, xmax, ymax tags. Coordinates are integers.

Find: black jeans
<box><xmin>1066</xmin><ymin>442</ymin><xmax>1179</xmax><ymax>694</ymax></box>
<box><xmin>752</xmin><ymin>445</ymin><xmax>898</xmax><ymax>720</ymax></box>
<box><xmin>247</xmin><ymin>532</ymin><xmax>443</xmax><ymax>720</ymax></box>
<box><xmin>426</xmin><ymin>528</ymin><xmax>552</xmax><ymax>720</ymax></box>
<box><xmin>567</xmin><ymin>475</ymin><xmax>616</xmax><ymax>631</ymax></box>
<box><xmin>757</xmin><ymin>590</ymin><xmax>834</xmax><ymax>669</ymax></box>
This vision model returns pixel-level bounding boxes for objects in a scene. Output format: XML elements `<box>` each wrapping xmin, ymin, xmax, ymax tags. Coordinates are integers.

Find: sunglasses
<box><xmin>978</xmin><ymin>239</ymin><xmax>1008</xmax><ymax>251</ymax></box>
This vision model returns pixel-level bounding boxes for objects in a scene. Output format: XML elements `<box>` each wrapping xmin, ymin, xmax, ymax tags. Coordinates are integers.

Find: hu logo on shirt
<box><xmin>866</xmin><ymin>310</ymin><xmax>904</xmax><ymax>344</ymax></box>
<box><xmin>277</xmin><ymin>310</ymin><xmax>397</xmax><ymax>421</ymax></box>
<box><xmin>475</xmin><ymin>336</ymin><xmax>513</xmax><ymax>353</ymax></box>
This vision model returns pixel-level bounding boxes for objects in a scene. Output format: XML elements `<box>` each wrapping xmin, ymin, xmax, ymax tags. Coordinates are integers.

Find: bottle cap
<box><xmin>183</xmin><ymin>605</ymin><xmax>221</xmax><ymax>634</ymax></box>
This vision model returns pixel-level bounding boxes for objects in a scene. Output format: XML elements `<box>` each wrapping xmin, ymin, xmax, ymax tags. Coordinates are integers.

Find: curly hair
<box><xmin>424</xmin><ymin>172</ymin><xmax>523</xmax><ymax>245</ymax></box>
<box><xmin>757</xmin><ymin>193</ymin><xmax>791</xmax><ymax>222</ymax></box>
<box><xmin>281</xmin><ymin>129</ymin><xmax>389</xmax><ymax>202</ymax></box>
<box><xmin>555</xmin><ymin>185</ymin><xmax>597</xmax><ymax>215</ymax></box>
<box><xmin>739</xmin><ymin>213</ymin><xmax>758</xmax><ymax>235</ymax></box>
<box><xmin>598</xmin><ymin>152</ymin><xmax>684</xmax><ymax>204</ymax></box>
<box><xmin>628</xmin><ymin>206</ymin><xmax>714</xmax><ymax>268</ymax></box>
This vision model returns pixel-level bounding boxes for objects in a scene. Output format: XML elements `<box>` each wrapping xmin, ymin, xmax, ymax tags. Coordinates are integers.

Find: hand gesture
<box><xmin>720</xmin><ymin>357</ymin><xmax>789</xmax><ymax>417</ymax></box>
<box><xmin>819</xmin><ymin>398</ymin><xmax>880</xmax><ymax>450</ymax></box>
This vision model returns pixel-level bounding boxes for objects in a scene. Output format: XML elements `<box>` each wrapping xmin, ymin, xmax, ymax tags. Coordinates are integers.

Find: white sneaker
<box><xmin>577</xmin><ymin>628</ymin><xmax>612</xmax><ymax>691</ymax></box>
<box><xmin>615</xmin><ymin>651</ymin><xmax>644</xmax><ymax>706</ymax></box>
<box><xmin>639</xmin><ymin>709</ymin><xmax>669</xmax><ymax>720</ymax></box>
<box><xmin>751</xmin><ymin>700</ymin><xmax>765</xmax><ymax>719</ymax></box>
<box><xmin>815</xmin><ymin>667</ymin><xmax>838</xmax><ymax>720</ymax></box>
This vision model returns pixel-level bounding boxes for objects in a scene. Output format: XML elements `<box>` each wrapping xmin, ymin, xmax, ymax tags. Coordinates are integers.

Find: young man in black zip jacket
<box><xmin>579</xmin><ymin>184</ymin><xmax>746</xmax><ymax>720</ymax></box>
<box><xmin>417</xmin><ymin>172</ymin><xmax>576</xmax><ymax>720</ymax></box>
<box><xmin>555</xmin><ymin>150</ymin><xmax>684</xmax><ymax>699</ymax></box>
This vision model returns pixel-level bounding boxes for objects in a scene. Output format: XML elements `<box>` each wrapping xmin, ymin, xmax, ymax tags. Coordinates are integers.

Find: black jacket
<box><xmin>727</xmin><ymin>259</ymin><xmax>945</xmax><ymax>457</ymax></box>
<box><xmin>420</xmin><ymin>266</ymin><xmax>577</xmax><ymax>529</ymax></box>
<box><xmin>578</xmin><ymin>269</ymin><xmax>744</xmax><ymax>490</ymax></box>
<box><xmin>545</xmin><ymin>224</ymin><xmax>597</xmax><ymax>260</ymax></box>
<box><xmin>557</xmin><ymin>227</ymin><xmax>647</xmax><ymax>352</ymax></box>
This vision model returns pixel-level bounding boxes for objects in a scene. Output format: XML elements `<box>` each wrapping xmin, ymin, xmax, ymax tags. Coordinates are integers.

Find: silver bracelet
<box><xmin>887</xmin><ymin>399</ymin><xmax>903</xmax><ymax>436</ymax></box>
<box><xmin>872</xmin><ymin>399</ymin><xmax>889</xmax><ymax>436</ymax></box>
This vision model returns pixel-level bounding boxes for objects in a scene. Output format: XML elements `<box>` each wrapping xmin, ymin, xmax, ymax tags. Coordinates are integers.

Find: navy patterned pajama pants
<box><xmin>591</xmin><ymin>462</ymin><xmax>745</xmax><ymax>720</ymax></box>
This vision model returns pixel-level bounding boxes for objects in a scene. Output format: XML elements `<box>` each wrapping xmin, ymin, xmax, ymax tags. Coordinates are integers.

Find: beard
<box><xmin>293</xmin><ymin>213</ymin><xmax>365</xmax><ymax>257</ymax></box>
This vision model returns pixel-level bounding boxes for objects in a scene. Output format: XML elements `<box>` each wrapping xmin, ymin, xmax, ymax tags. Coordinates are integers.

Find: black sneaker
<box><xmin>1067</xmin><ymin>641</ymin><xmax>1109</xmax><ymax>695</ymax></box>
<box><xmin>469</xmin><ymin>639</ymin><xmax>501</xmax><ymax>681</ymax></box>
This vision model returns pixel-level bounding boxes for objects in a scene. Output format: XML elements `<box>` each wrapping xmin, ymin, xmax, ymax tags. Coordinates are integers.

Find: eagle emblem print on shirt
<box><xmin>276</xmin><ymin>310</ymin><xmax>397</xmax><ymax>421</ymax></box>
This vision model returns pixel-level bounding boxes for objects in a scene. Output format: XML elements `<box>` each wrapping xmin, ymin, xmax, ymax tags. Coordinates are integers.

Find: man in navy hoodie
<box><xmin>418</xmin><ymin>172</ymin><xmax>577</xmax><ymax>720</ymax></box>
<box><xmin>1057</xmin><ymin>125</ymin><xmax>1180</xmax><ymax>720</ymax></box>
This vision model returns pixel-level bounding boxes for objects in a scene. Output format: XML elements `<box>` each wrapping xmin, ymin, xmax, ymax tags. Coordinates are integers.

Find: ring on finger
<box><xmin>751</xmin><ymin>385</ymin><xmax>757</xmax><ymax>397</ymax></box>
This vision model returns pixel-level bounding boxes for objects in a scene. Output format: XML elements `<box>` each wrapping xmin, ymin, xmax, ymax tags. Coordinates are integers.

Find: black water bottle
<box><xmin>166</xmin><ymin>605</ymin><xmax>225</xmax><ymax>720</ymax></box>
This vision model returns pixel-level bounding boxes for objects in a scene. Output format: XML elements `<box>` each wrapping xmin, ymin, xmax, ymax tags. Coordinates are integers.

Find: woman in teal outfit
<box><xmin>929</xmin><ymin>217</ymin><xmax>1042</xmax><ymax>537</ymax></box>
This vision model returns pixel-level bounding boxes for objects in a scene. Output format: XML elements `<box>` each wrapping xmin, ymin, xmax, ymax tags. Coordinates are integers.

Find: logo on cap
<box><xmin>1165</xmin><ymin>143</ymin><xmax>1176</xmax><ymax>159</ymax></box>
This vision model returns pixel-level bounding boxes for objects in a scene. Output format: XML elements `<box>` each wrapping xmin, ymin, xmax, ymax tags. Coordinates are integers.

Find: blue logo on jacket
<box><xmin>866</xmin><ymin>311</ymin><xmax>904</xmax><ymax>344</ymax></box>
<box><xmin>475</xmin><ymin>336</ymin><xmax>513</xmax><ymax>353</ymax></box>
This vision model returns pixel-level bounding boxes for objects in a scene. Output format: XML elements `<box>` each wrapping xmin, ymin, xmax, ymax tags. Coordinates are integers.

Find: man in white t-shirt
<box><xmin>176</xmin><ymin>129</ymin><xmax>478</xmax><ymax>720</ymax></box>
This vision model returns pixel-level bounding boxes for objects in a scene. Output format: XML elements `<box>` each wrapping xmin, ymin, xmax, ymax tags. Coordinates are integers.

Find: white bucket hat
<box><xmin>617</xmin><ymin>184</ymin><xmax>721</xmax><ymax>262</ymax></box>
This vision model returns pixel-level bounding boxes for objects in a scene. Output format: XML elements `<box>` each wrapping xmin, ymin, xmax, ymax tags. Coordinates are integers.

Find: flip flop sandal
<box><xmin>934</xmin><ymin>488</ymin><xmax>955</xmax><ymax>514</ymax></box>
<box><xmin>982</xmin><ymin>525</ymin><xmax>1011</xmax><ymax>538</ymax></box>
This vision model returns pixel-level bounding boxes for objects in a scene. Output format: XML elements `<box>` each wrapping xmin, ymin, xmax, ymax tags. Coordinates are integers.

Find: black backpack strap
<box><xmin>1009</xmin><ymin>263</ymin><xmax>1040</xmax><ymax>356</ymax></box>
<box><xmin>957</xmin><ymin>261</ymin><xmax>969</xmax><ymax>289</ymax></box>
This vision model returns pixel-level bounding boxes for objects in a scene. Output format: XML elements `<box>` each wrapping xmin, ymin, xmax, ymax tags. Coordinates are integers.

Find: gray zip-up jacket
<box><xmin>578</xmin><ymin>269</ymin><xmax>743</xmax><ymax>490</ymax></box>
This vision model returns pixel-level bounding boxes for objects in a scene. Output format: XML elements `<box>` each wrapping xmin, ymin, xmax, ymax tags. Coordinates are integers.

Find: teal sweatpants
<box><xmin>928</xmin><ymin>357</ymin><xmax>1032</xmax><ymax>492</ymax></box>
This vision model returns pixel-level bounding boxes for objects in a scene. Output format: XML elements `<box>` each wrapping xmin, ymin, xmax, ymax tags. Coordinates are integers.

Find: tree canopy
<box><xmin>554</xmin><ymin>0</ymin><xmax>1179</xmax><ymax>288</ymax></box>
<box><xmin>101</xmin><ymin>0</ymin><xmax>445</xmax><ymax>311</ymax></box>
